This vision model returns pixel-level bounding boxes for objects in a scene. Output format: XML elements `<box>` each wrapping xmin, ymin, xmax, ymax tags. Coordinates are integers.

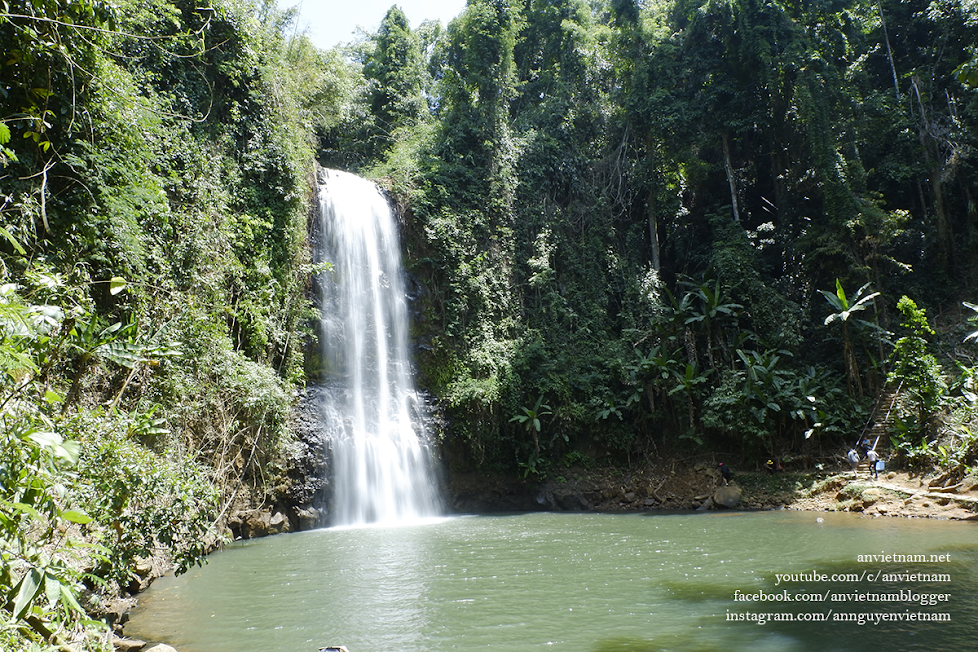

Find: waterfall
<box><xmin>316</xmin><ymin>169</ymin><xmax>440</xmax><ymax>526</ymax></box>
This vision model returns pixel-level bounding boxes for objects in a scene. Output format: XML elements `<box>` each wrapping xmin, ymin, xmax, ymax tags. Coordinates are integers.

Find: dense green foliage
<box><xmin>2</xmin><ymin>0</ymin><xmax>978</xmax><ymax>646</ymax></box>
<box><xmin>323</xmin><ymin>0</ymin><xmax>978</xmax><ymax>476</ymax></box>
<box><xmin>1</xmin><ymin>0</ymin><xmax>355</xmax><ymax>647</ymax></box>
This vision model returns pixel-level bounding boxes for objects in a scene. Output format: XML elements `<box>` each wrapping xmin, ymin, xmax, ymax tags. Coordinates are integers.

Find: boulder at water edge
<box><xmin>714</xmin><ymin>484</ymin><xmax>742</xmax><ymax>508</ymax></box>
<box><xmin>111</xmin><ymin>636</ymin><xmax>145</xmax><ymax>652</ymax></box>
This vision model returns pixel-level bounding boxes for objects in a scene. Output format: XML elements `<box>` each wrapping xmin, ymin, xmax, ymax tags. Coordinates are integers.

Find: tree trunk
<box><xmin>648</xmin><ymin>200</ymin><xmax>661</xmax><ymax>272</ymax></box>
<box><xmin>722</xmin><ymin>132</ymin><xmax>740</xmax><ymax>222</ymax></box>
<box><xmin>877</xmin><ymin>0</ymin><xmax>901</xmax><ymax>101</ymax></box>
<box><xmin>966</xmin><ymin>186</ymin><xmax>977</xmax><ymax>243</ymax></box>
<box><xmin>684</xmin><ymin>326</ymin><xmax>698</xmax><ymax>367</ymax></box>
<box><xmin>912</xmin><ymin>76</ymin><xmax>951</xmax><ymax>269</ymax></box>
<box><xmin>930</xmin><ymin>170</ymin><xmax>950</xmax><ymax>269</ymax></box>
<box><xmin>705</xmin><ymin>321</ymin><xmax>715</xmax><ymax>370</ymax></box>
<box><xmin>843</xmin><ymin>322</ymin><xmax>864</xmax><ymax>397</ymax></box>
<box><xmin>61</xmin><ymin>353</ymin><xmax>93</xmax><ymax>414</ymax></box>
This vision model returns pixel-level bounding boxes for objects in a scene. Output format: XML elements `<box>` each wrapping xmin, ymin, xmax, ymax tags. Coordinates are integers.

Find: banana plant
<box><xmin>686</xmin><ymin>279</ymin><xmax>742</xmax><ymax>369</ymax></box>
<box><xmin>819</xmin><ymin>279</ymin><xmax>880</xmax><ymax>396</ymax></box>
<box><xmin>626</xmin><ymin>343</ymin><xmax>683</xmax><ymax>411</ymax></box>
<box><xmin>510</xmin><ymin>395</ymin><xmax>552</xmax><ymax>461</ymax></box>
<box><xmin>668</xmin><ymin>362</ymin><xmax>713</xmax><ymax>430</ymax></box>
<box><xmin>62</xmin><ymin>318</ymin><xmax>181</xmax><ymax>411</ymax></box>
<box><xmin>663</xmin><ymin>286</ymin><xmax>699</xmax><ymax>367</ymax></box>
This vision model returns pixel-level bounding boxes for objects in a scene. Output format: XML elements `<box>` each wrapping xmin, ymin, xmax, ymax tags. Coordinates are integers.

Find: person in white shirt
<box><xmin>866</xmin><ymin>448</ymin><xmax>880</xmax><ymax>479</ymax></box>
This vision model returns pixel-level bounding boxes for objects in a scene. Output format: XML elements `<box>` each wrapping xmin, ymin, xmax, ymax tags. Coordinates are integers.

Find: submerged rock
<box><xmin>696</xmin><ymin>497</ymin><xmax>714</xmax><ymax>511</ymax></box>
<box><xmin>555</xmin><ymin>490</ymin><xmax>591</xmax><ymax>510</ymax></box>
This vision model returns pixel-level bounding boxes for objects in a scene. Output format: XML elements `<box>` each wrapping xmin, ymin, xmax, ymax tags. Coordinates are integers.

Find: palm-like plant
<box><xmin>687</xmin><ymin>279</ymin><xmax>742</xmax><ymax>369</ymax></box>
<box><xmin>510</xmin><ymin>395</ymin><xmax>552</xmax><ymax>457</ymax></box>
<box><xmin>819</xmin><ymin>279</ymin><xmax>880</xmax><ymax>396</ymax></box>
<box><xmin>627</xmin><ymin>343</ymin><xmax>682</xmax><ymax>411</ymax></box>
<box><xmin>668</xmin><ymin>362</ymin><xmax>713</xmax><ymax>430</ymax></box>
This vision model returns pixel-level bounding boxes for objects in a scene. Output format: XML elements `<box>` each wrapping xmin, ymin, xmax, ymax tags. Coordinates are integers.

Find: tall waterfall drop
<box><xmin>316</xmin><ymin>169</ymin><xmax>440</xmax><ymax>526</ymax></box>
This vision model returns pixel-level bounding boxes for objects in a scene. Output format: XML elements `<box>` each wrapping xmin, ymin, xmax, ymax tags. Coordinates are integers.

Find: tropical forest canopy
<box><xmin>321</xmin><ymin>0</ymin><xmax>978</xmax><ymax>475</ymax></box>
<box><xmin>1</xmin><ymin>0</ymin><xmax>978</xmax><ymax>647</ymax></box>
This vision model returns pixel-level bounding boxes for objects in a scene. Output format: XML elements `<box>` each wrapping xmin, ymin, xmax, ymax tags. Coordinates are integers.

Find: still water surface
<box><xmin>127</xmin><ymin>511</ymin><xmax>977</xmax><ymax>652</ymax></box>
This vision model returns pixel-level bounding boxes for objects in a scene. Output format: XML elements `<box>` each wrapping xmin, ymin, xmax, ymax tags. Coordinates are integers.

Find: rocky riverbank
<box><xmin>445</xmin><ymin>458</ymin><xmax>978</xmax><ymax>521</ymax></box>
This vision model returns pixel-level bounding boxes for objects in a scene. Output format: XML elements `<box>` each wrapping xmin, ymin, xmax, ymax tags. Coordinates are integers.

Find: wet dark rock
<box><xmin>297</xmin><ymin>506</ymin><xmax>324</xmax><ymax>530</ymax></box>
<box><xmin>696</xmin><ymin>497</ymin><xmax>714</xmax><ymax>511</ymax></box>
<box><xmin>554</xmin><ymin>491</ymin><xmax>590</xmax><ymax>511</ymax></box>
<box><xmin>447</xmin><ymin>475</ymin><xmax>544</xmax><ymax>512</ymax></box>
<box><xmin>226</xmin><ymin>387</ymin><xmax>333</xmax><ymax>539</ymax></box>
<box><xmin>283</xmin><ymin>387</ymin><xmax>332</xmax><ymax>511</ymax></box>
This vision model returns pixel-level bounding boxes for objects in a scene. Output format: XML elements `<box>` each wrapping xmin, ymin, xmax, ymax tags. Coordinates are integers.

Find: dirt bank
<box><xmin>784</xmin><ymin>469</ymin><xmax>978</xmax><ymax>520</ymax></box>
<box><xmin>446</xmin><ymin>459</ymin><xmax>978</xmax><ymax>521</ymax></box>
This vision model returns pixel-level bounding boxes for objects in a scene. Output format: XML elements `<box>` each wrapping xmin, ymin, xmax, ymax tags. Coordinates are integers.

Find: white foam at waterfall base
<box><xmin>317</xmin><ymin>169</ymin><xmax>440</xmax><ymax>526</ymax></box>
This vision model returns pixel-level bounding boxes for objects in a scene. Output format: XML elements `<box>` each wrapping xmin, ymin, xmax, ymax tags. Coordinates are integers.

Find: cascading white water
<box><xmin>316</xmin><ymin>169</ymin><xmax>440</xmax><ymax>526</ymax></box>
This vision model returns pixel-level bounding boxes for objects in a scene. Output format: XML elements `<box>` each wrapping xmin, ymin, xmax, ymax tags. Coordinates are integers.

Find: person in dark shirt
<box><xmin>718</xmin><ymin>462</ymin><xmax>732</xmax><ymax>485</ymax></box>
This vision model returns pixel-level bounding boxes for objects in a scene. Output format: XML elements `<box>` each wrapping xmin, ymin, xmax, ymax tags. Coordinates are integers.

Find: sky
<box><xmin>289</xmin><ymin>1</ymin><xmax>468</xmax><ymax>50</ymax></box>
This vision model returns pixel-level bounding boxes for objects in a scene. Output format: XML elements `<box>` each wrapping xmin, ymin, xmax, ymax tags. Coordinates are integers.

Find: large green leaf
<box><xmin>44</xmin><ymin>574</ymin><xmax>62</xmax><ymax>608</ymax></box>
<box><xmin>964</xmin><ymin>302</ymin><xmax>978</xmax><ymax>343</ymax></box>
<box><xmin>11</xmin><ymin>568</ymin><xmax>43</xmax><ymax>620</ymax></box>
<box><xmin>109</xmin><ymin>276</ymin><xmax>128</xmax><ymax>295</ymax></box>
<box><xmin>60</xmin><ymin>509</ymin><xmax>92</xmax><ymax>524</ymax></box>
<box><xmin>28</xmin><ymin>430</ymin><xmax>63</xmax><ymax>449</ymax></box>
<box><xmin>0</xmin><ymin>225</ymin><xmax>25</xmax><ymax>254</ymax></box>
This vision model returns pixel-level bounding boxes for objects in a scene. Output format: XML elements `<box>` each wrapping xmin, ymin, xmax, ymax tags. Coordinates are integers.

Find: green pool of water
<box><xmin>126</xmin><ymin>511</ymin><xmax>977</xmax><ymax>652</ymax></box>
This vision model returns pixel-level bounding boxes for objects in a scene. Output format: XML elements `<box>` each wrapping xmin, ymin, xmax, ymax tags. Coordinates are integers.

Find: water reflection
<box><xmin>128</xmin><ymin>512</ymin><xmax>977</xmax><ymax>652</ymax></box>
<box><xmin>321</xmin><ymin>523</ymin><xmax>435</xmax><ymax>650</ymax></box>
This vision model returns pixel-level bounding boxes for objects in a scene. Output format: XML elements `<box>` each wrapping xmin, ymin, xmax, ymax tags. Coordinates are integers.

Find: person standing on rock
<box><xmin>866</xmin><ymin>448</ymin><xmax>880</xmax><ymax>479</ymax></box>
<box><xmin>718</xmin><ymin>462</ymin><xmax>732</xmax><ymax>485</ymax></box>
<box><xmin>847</xmin><ymin>449</ymin><xmax>860</xmax><ymax>477</ymax></box>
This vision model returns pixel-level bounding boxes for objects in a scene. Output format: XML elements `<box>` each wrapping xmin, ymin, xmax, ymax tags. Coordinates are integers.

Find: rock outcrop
<box><xmin>714</xmin><ymin>484</ymin><xmax>743</xmax><ymax>508</ymax></box>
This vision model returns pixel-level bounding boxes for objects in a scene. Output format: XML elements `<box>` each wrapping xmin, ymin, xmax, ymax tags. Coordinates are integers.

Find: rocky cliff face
<box><xmin>283</xmin><ymin>385</ymin><xmax>333</xmax><ymax>515</ymax></box>
<box><xmin>225</xmin><ymin>386</ymin><xmax>332</xmax><ymax>540</ymax></box>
